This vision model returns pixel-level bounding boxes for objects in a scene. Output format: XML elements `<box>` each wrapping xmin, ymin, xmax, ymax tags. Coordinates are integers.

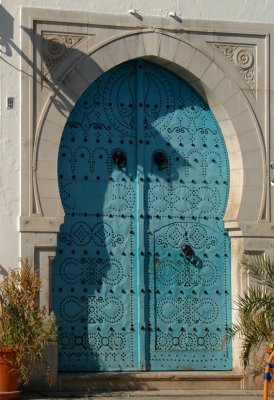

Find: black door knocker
<box><xmin>113</xmin><ymin>150</ymin><xmax>127</xmax><ymax>168</ymax></box>
<box><xmin>182</xmin><ymin>244</ymin><xmax>195</xmax><ymax>262</ymax></box>
<box><xmin>154</xmin><ymin>151</ymin><xmax>168</xmax><ymax>170</ymax></box>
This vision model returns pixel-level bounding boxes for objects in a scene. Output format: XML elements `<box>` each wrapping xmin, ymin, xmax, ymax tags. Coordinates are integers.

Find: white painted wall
<box><xmin>4</xmin><ymin>0</ymin><xmax>274</xmax><ymax>22</ymax></box>
<box><xmin>0</xmin><ymin>0</ymin><xmax>272</xmax><ymax>267</ymax></box>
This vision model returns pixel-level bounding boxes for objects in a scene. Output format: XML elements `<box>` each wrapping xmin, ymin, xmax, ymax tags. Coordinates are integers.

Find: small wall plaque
<box><xmin>7</xmin><ymin>97</ymin><xmax>15</xmax><ymax>109</ymax></box>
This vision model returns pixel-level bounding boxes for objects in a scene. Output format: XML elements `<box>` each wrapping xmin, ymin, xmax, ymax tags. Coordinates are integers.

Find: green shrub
<box><xmin>0</xmin><ymin>259</ymin><xmax>56</xmax><ymax>384</ymax></box>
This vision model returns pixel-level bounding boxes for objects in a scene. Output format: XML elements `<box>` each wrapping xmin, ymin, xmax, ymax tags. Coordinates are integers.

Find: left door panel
<box><xmin>53</xmin><ymin>62</ymin><xmax>139</xmax><ymax>371</ymax></box>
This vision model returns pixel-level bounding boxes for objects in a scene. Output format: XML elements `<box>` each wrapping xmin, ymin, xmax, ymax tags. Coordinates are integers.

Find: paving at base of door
<box><xmin>21</xmin><ymin>390</ymin><xmax>263</xmax><ymax>400</ymax></box>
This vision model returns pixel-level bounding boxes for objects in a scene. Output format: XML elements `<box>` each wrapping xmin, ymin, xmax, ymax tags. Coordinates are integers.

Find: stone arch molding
<box><xmin>34</xmin><ymin>30</ymin><xmax>265</xmax><ymax>224</ymax></box>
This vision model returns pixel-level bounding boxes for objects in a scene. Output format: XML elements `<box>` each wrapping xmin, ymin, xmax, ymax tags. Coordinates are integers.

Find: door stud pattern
<box><xmin>53</xmin><ymin>60</ymin><xmax>231</xmax><ymax>372</ymax></box>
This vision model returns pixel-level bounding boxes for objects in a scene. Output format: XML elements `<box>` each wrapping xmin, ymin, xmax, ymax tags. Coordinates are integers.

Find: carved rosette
<box><xmin>215</xmin><ymin>44</ymin><xmax>255</xmax><ymax>91</ymax></box>
<box><xmin>42</xmin><ymin>32</ymin><xmax>86</xmax><ymax>77</ymax></box>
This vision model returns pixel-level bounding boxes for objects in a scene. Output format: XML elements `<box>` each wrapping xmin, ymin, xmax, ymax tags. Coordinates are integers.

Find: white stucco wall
<box><xmin>4</xmin><ymin>0</ymin><xmax>274</xmax><ymax>22</ymax></box>
<box><xmin>0</xmin><ymin>0</ymin><xmax>273</xmax><ymax>267</ymax></box>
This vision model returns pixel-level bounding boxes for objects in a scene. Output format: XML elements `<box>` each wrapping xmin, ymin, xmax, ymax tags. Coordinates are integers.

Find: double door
<box><xmin>53</xmin><ymin>59</ymin><xmax>231</xmax><ymax>371</ymax></box>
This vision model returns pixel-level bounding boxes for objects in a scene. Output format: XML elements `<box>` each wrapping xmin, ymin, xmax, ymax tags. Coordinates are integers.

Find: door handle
<box><xmin>181</xmin><ymin>244</ymin><xmax>195</xmax><ymax>261</ymax></box>
<box><xmin>113</xmin><ymin>150</ymin><xmax>127</xmax><ymax>168</ymax></box>
<box><xmin>153</xmin><ymin>151</ymin><xmax>168</xmax><ymax>170</ymax></box>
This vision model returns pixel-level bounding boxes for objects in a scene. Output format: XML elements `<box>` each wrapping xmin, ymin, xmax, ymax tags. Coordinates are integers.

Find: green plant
<box><xmin>233</xmin><ymin>254</ymin><xmax>274</xmax><ymax>368</ymax></box>
<box><xmin>0</xmin><ymin>259</ymin><xmax>56</xmax><ymax>385</ymax></box>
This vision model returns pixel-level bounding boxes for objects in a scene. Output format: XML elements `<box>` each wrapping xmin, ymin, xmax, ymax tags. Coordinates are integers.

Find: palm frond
<box><xmin>233</xmin><ymin>255</ymin><xmax>274</xmax><ymax>367</ymax></box>
<box><xmin>233</xmin><ymin>311</ymin><xmax>273</xmax><ymax>366</ymax></box>
<box><xmin>236</xmin><ymin>286</ymin><xmax>274</xmax><ymax>317</ymax></box>
<box><xmin>241</xmin><ymin>255</ymin><xmax>274</xmax><ymax>288</ymax></box>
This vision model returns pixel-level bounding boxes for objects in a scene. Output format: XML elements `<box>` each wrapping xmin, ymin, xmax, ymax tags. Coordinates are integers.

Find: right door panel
<box><xmin>142</xmin><ymin>62</ymin><xmax>231</xmax><ymax>370</ymax></box>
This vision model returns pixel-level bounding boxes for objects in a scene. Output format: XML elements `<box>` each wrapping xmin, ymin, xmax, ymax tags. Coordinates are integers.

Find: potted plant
<box><xmin>0</xmin><ymin>259</ymin><xmax>56</xmax><ymax>398</ymax></box>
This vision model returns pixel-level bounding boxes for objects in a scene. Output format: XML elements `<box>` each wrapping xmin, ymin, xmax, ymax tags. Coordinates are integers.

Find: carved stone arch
<box><xmin>34</xmin><ymin>30</ymin><xmax>265</xmax><ymax>224</ymax></box>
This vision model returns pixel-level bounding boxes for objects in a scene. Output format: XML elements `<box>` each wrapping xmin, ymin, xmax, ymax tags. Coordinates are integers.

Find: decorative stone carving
<box><xmin>42</xmin><ymin>32</ymin><xmax>86</xmax><ymax>77</ymax></box>
<box><xmin>215</xmin><ymin>44</ymin><xmax>255</xmax><ymax>91</ymax></box>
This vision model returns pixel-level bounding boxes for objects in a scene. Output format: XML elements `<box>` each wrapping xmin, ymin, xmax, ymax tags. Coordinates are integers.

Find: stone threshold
<box><xmin>58</xmin><ymin>371</ymin><xmax>244</xmax><ymax>392</ymax></box>
<box><xmin>22</xmin><ymin>390</ymin><xmax>263</xmax><ymax>399</ymax></box>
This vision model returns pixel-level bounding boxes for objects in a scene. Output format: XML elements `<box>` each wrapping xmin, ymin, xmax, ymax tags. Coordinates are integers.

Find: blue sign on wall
<box><xmin>53</xmin><ymin>59</ymin><xmax>232</xmax><ymax>372</ymax></box>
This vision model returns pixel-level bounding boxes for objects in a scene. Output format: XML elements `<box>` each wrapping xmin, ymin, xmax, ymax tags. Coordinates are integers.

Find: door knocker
<box><xmin>182</xmin><ymin>244</ymin><xmax>195</xmax><ymax>262</ymax></box>
<box><xmin>113</xmin><ymin>150</ymin><xmax>127</xmax><ymax>168</ymax></box>
<box><xmin>153</xmin><ymin>151</ymin><xmax>168</xmax><ymax>170</ymax></box>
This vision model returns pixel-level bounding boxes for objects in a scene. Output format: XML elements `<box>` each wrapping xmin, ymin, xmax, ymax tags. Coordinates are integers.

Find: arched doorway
<box><xmin>52</xmin><ymin>59</ymin><xmax>231</xmax><ymax>372</ymax></box>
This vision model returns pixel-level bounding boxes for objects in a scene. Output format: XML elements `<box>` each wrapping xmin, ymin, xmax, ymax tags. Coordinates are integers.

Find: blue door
<box><xmin>53</xmin><ymin>59</ymin><xmax>231</xmax><ymax>372</ymax></box>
